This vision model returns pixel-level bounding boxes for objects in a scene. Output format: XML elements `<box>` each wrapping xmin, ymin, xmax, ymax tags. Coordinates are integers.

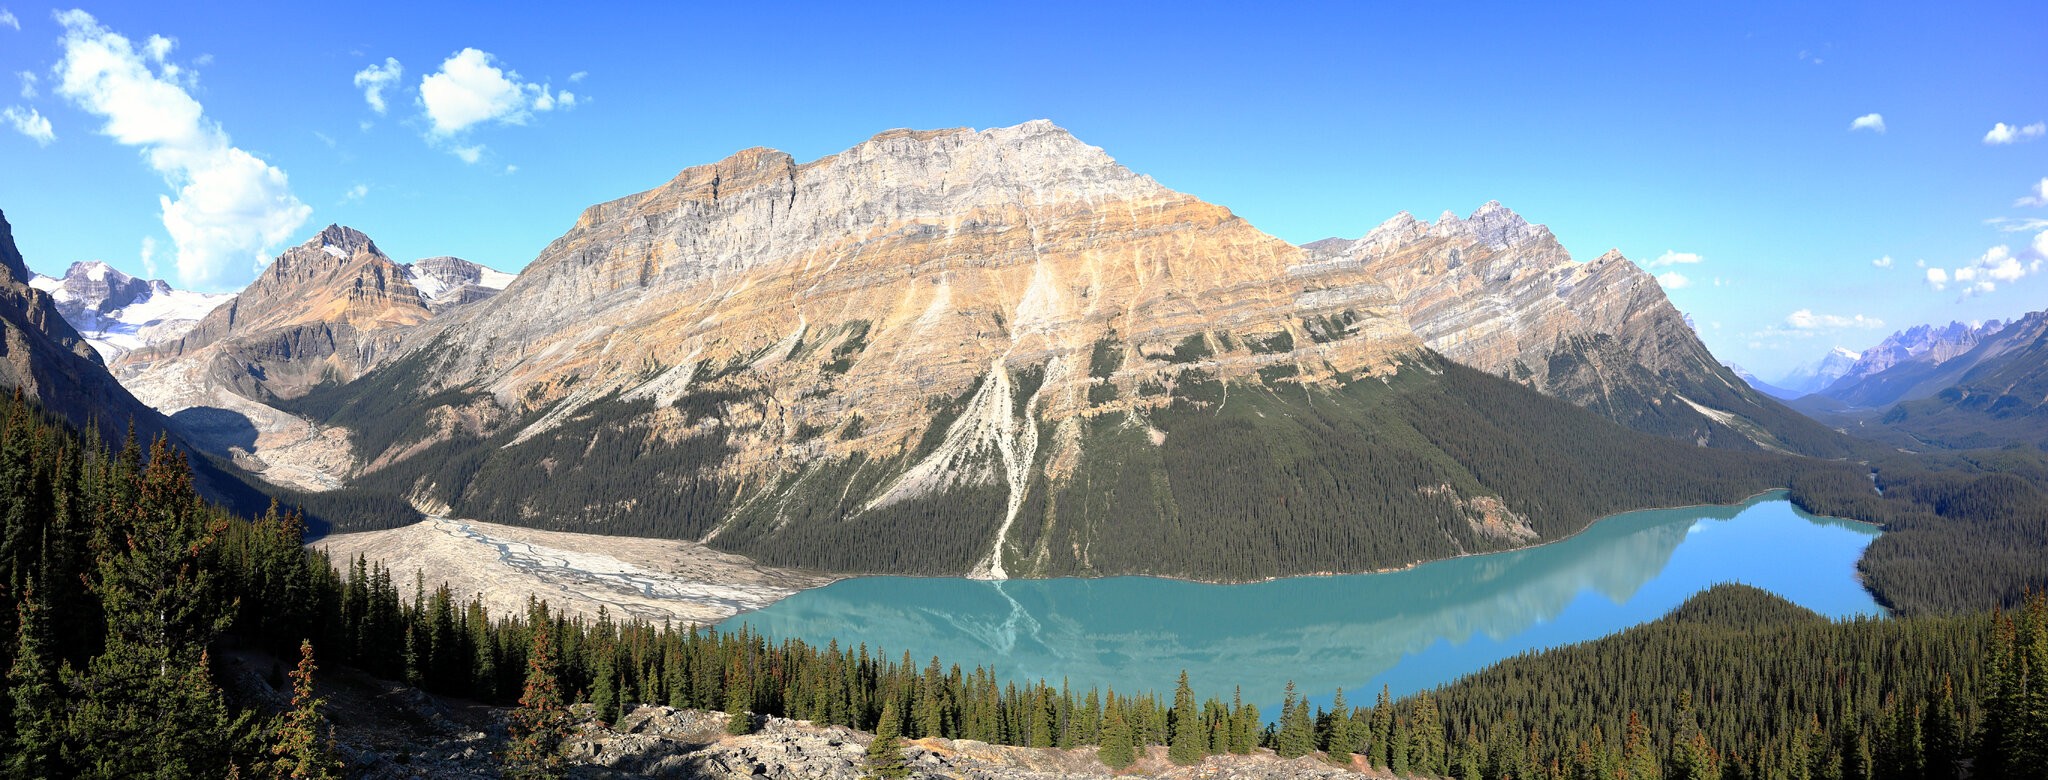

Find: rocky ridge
<box><xmin>98</xmin><ymin>226</ymin><xmax>510</xmax><ymax>489</ymax></box>
<box><xmin>0</xmin><ymin>210</ymin><xmax>177</xmax><ymax>444</ymax></box>
<box><xmin>1300</xmin><ymin>203</ymin><xmax>1840</xmax><ymax>452</ymax></box>
<box><xmin>28</xmin><ymin>260</ymin><xmax>233</xmax><ymax>361</ymax></box>
<box><xmin>1820</xmin><ymin>320</ymin><xmax>2008</xmax><ymax>408</ymax></box>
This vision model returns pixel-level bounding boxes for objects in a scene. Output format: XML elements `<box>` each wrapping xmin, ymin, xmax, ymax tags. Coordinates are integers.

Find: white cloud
<box><xmin>138</xmin><ymin>235</ymin><xmax>156</xmax><ymax>277</ymax></box>
<box><xmin>1929</xmin><ymin>244</ymin><xmax>2038</xmax><ymax>299</ymax></box>
<box><xmin>352</xmin><ymin>57</ymin><xmax>402</xmax><ymax>114</ymax></box>
<box><xmin>54</xmin><ymin>10</ymin><xmax>310</xmax><ymax>289</ymax></box>
<box><xmin>418</xmin><ymin>48</ymin><xmax>568</xmax><ymax>135</ymax></box>
<box><xmin>2017</xmin><ymin>178</ymin><xmax>2048</xmax><ymax>208</ymax></box>
<box><xmin>2034</xmin><ymin>230</ymin><xmax>2048</xmax><ymax>260</ymax></box>
<box><xmin>1984</xmin><ymin>122</ymin><xmax>2046</xmax><ymax>145</ymax></box>
<box><xmin>1849</xmin><ymin>113</ymin><xmax>1886</xmax><ymax>133</ymax></box>
<box><xmin>0</xmin><ymin>9</ymin><xmax>17</xmax><ymax>31</ymax></box>
<box><xmin>1648</xmin><ymin>250</ymin><xmax>1703</xmax><ymax>268</ymax></box>
<box><xmin>1986</xmin><ymin>217</ymin><xmax>2048</xmax><ymax>232</ymax></box>
<box><xmin>1656</xmin><ymin>271</ymin><xmax>1691</xmax><ymax>289</ymax></box>
<box><xmin>342</xmin><ymin>183</ymin><xmax>368</xmax><ymax>202</ymax></box>
<box><xmin>2</xmin><ymin>105</ymin><xmax>53</xmax><ymax>145</ymax></box>
<box><xmin>1785</xmin><ymin>309</ymin><xmax>1884</xmax><ymax>330</ymax></box>
<box><xmin>17</xmin><ymin>71</ymin><xmax>35</xmax><ymax>98</ymax></box>
<box><xmin>1871</xmin><ymin>255</ymin><xmax>1893</xmax><ymax>268</ymax></box>
<box><xmin>451</xmin><ymin>144</ymin><xmax>482</xmax><ymax>164</ymax></box>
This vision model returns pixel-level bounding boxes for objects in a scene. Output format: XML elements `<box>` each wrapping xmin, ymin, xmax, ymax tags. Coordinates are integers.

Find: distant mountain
<box><xmin>1301</xmin><ymin>204</ymin><xmax>1849</xmax><ymax>455</ymax></box>
<box><xmin>1820</xmin><ymin>320</ymin><xmax>2008</xmax><ymax>408</ymax></box>
<box><xmin>1874</xmin><ymin>311</ymin><xmax>2048</xmax><ymax>449</ymax></box>
<box><xmin>1776</xmin><ymin>347</ymin><xmax>1860</xmax><ymax>396</ymax></box>
<box><xmin>106</xmin><ymin>226</ymin><xmax>511</xmax><ymax>490</ymax></box>
<box><xmin>1723</xmin><ymin>363</ymin><xmax>1802</xmax><ymax>400</ymax></box>
<box><xmin>28</xmin><ymin>261</ymin><xmax>233</xmax><ymax>361</ymax></box>
<box><xmin>0</xmin><ymin>209</ymin><xmax>172</xmax><ymax>440</ymax></box>
<box><xmin>264</xmin><ymin>121</ymin><xmax>1814</xmax><ymax>582</ymax></box>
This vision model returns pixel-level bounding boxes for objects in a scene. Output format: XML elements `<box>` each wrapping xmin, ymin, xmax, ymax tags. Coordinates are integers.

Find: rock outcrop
<box><xmin>1301</xmin><ymin>204</ymin><xmax>1846</xmax><ymax>454</ymax></box>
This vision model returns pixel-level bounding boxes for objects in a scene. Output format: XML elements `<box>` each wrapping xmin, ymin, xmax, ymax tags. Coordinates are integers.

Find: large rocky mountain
<box><xmin>0</xmin><ymin>210</ymin><xmax>169</xmax><ymax>438</ymax></box>
<box><xmin>107</xmin><ymin>226</ymin><xmax>510</xmax><ymax>489</ymax></box>
<box><xmin>268</xmin><ymin>121</ymin><xmax>1825</xmax><ymax>581</ymax></box>
<box><xmin>1299</xmin><ymin>205</ymin><xmax>1847</xmax><ymax>454</ymax></box>
<box><xmin>1819</xmin><ymin>320</ymin><xmax>2008</xmax><ymax>408</ymax></box>
<box><xmin>29</xmin><ymin>260</ymin><xmax>233</xmax><ymax>361</ymax></box>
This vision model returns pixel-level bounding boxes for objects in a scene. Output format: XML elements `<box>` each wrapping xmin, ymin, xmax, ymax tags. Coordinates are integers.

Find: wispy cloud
<box><xmin>1648</xmin><ymin>250</ymin><xmax>1703</xmax><ymax>268</ymax></box>
<box><xmin>1984</xmin><ymin>122</ymin><xmax>2046</xmax><ymax>145</ymax></box>
<box><xmin>1656</xmin><ymin>271</ymin><xmax>1691</xmax><ymax>289</ymax></box>
<box><xmin>2017</xmin><ymin>178</ymin><xmax>2048</xmax><ymax>208</ymax></box>
<box><xmin>353</xmin><ymin>57</ymin><xmax>403</xmax><ymax>114</ymax></box>
<box><xmin>0</xmin><ymin>9</ymin><xmax>18</xmax><ymax>31</ymax></box>
<box><xmin>1849</xmin><ymin>113</ymin><xmax>1886</xmax><ymax>133</ymax></box>
<box><xmin>2</xmin><ymin>105</ymin><xmax>52</xmax><ymax>145</ymax></box>
<box><xmin>342</xmin><ymin>183</ymin><xmax>368</xmax><ymax>202</ymax></box>
<box><xmin>53</xmin><ymin>9</ymin><xmax>310</xmax><ymax>288</ymax></box>
<box><xmin>1785</xmin><ymin>309</ymin><xmax>1884</xmax><ymax>330</ymax></box>
<box><xmin>1871</xmin><ymin>255</ymin><xmax>1892</xmax><ymax>269</ymax></box>
<box><xmin>1986</xmin><ymin>217</ymin><xmax>2048</xmax><ymax>232</ymax></box>
<box><xmin>16</xmin><ymin>71</ymin><xmax>35</xmax><ymax>98</ymax></box>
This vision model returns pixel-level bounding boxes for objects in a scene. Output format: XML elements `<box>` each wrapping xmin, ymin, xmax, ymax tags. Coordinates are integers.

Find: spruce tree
<box><xmin>1097</xmin><ymin>700</ymin><xmax>1136</xmax><ymax>770</ymax></box>
<box><xmin>864</xmin><ymin>697</ymin><xmax>911</xmax><ymax>779</ymax></box>
<box><xmin>6</xmin><ymin>581</ymin><xmax>59</xmax><ymax>778</ymax></box>
<box><xmin>1276</xmin><ymin>681</ymin><xmax>1315</xmax><ymax>759</ymax></box>
<box><xmin>725</xmin><ymin>659</ymin><xmax>754</xmax><ymax>736</ymax></box>
<box><xmin>1324</xmin><ymin>688</ymin><xmax>1357</xmax><ymax>764</ymax></box>
<box><xmin>266</xmin><ymin>640</ymin><xmax>340</xmax><ymax>779</ymax></box>
<box><xmin>1167</xmin><ymin>670</ymin><xmax>1203</xmax><ymax>765</ymax></box>
<box><xmin>1369</xmin><ymin>685</ymin><xmax>1393</xmax><ymax>769</ymax></box>
<box><xmin>591</xmin><ymin>651</ymin><xmax>621</xmax><ymax>727</ymax></box>
<box><xmin>505</xmin><ymin>606</ymin><xmax>569</xmax><ymax>780</ymax></box>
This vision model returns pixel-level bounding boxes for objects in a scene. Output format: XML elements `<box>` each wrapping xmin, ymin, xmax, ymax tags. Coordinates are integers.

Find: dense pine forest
<box><xmin>2</xmin><ymin>389</ymin><xmax>2047</xmax><ymax>778</ymax></box>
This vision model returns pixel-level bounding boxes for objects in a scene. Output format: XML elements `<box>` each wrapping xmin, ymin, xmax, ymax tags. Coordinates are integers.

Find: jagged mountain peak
<box><xmin>306</xmin><ymin>224</ymin><xmax>382</xmax><ymax>259</ymax></box>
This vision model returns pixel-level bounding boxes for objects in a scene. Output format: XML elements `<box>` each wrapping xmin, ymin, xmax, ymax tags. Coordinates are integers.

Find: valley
<box><xmin>313</xmin><ymin>517</ymin><xmax>831</xmax><ymax>624</ymax></box>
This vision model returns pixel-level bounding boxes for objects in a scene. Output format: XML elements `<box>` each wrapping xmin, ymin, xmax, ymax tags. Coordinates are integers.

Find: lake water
<box><xmin>725</xmin><ymin>492</ymin><xmax>1881</xmax><ymax>712</ymax></box>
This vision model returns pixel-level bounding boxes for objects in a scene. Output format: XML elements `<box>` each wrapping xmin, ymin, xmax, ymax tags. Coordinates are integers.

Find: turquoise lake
<box><xmin>724</xmin><ymin>492</ymin><xmax>1881</xmax><ymax>712</ymax></box>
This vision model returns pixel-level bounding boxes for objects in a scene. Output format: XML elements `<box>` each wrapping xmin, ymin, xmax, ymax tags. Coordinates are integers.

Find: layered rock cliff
<box><xmin>281</xmin><ymin>121</ymin><xmax>1810</xmax><ymax>580</ymax></box>
<box><xmin>1301</xmin><ymin>204</ymin><xmax>1848</xmax><ymax>455</ymax></box>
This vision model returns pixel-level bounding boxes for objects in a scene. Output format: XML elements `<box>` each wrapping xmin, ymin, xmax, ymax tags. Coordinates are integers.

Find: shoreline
<box><xmin>723</xmin><ymin>486</ymin><xmax>1889</xmax><ymax>622</ymax></box>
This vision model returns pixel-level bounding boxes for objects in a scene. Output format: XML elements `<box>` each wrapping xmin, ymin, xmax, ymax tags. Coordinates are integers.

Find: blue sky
<box><xmin>0</xmin><ymin>2</ymin><xmax>2043</xmax><ymax>378</ymax></box>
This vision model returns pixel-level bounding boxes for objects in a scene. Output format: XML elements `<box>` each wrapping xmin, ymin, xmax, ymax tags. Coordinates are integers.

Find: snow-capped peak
<box><xmin>30</xmin><ymin>260</ymin><xmax>233</xmax><ymax>361</ymax></box>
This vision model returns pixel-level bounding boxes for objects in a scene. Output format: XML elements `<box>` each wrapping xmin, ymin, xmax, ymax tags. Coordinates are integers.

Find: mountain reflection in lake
<box><xmin>727</xmin><ymin>492</ymin><xmax>1880</xmax><ymax>711</ymax></box>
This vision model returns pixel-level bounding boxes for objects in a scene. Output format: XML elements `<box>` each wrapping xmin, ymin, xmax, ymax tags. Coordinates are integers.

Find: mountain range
<box><xmin>0</xmin><ymin>121</ymin><xmax>1912</xmax><ymax>581</ymax></box>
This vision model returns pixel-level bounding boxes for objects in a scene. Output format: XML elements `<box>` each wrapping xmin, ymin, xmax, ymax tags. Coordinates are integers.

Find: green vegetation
<box><xmin>1385</xmin><ymin>584</ymin><xmax>2042</xmax><ymax>780</ymax></box>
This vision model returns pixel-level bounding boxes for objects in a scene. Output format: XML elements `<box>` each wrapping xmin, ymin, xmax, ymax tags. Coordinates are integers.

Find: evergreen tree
<box><xmin>591</xmin><ymin>650</ymin><xmax>621</xmax><ymax>727</ymax></box>
<box><xmin>1276</xmin><ymin>681</ymin><xmax>1315</xmax><ymax>759</ymax></box>
<box><xmin>265</xmin><ymin>640</ymin><xmax>340</xmax><ymax>779</ymax></box>
<box><xmin>1324</xmin><ymin>688</ymin><xmax>1357</xmax><ymax>764</ymax></box>
<box><xmin>505</xmin><ymin>605</ymin><xmax>569</xmax><ymax>780</ymax></box>
<box><xmin>1370</xmin><ymin>685</ymin><xmax>1393</xmax><ymax>769</ymax></box>
<box><xmin>725</xmin><ymin>659</ymin><xmax>754</xmax><ymax>736</ymax></box>
<box><xmin>1097</xmin><ymin>699</ymin><xmax>1136</xmax><ymax>770</ymax></box>
<box><xmin>6</xmin><ymin>581</ymin><xmax>60</xmax><ymax>778</ymax></box>
<box><xmin>1167</xmin><ymin>670</ymin><xmax>1203</xmax><ymax>765</ymax></box>
<box><xmin>864</xmin><ymin>697</ymin><xmax>910</xmax><ymax>779</ymax></box>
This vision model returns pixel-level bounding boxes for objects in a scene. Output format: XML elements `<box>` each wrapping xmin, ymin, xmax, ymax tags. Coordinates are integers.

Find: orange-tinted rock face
<box><xmin>404</xmin><ymin>121</ymin><xmax>1419</xmax><ymax>477</ymax></box>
